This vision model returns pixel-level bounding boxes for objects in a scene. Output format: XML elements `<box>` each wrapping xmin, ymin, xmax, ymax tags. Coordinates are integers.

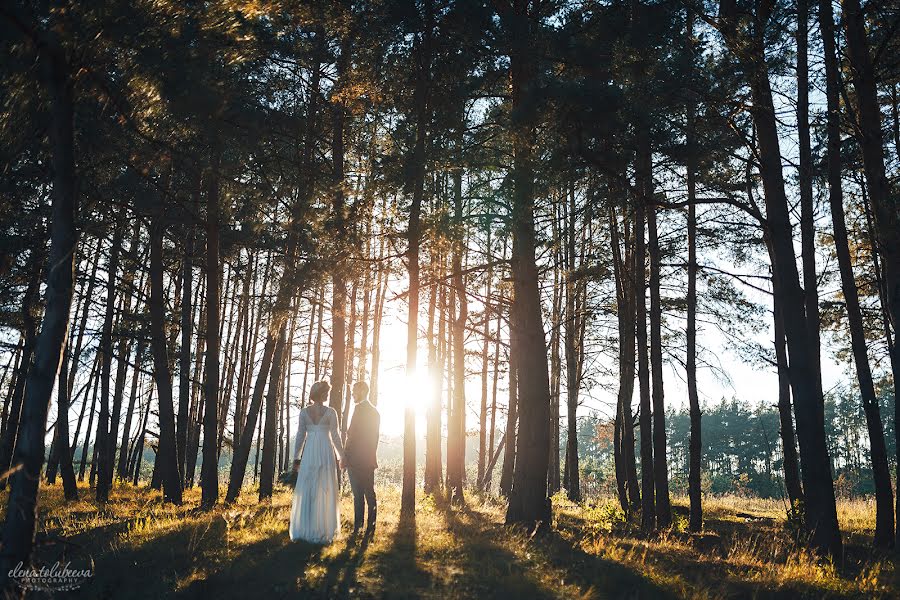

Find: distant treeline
<box><xmin>568</xmin><ymin>386</ymin><xmax>897</xmax><ymax>501</ymax></box>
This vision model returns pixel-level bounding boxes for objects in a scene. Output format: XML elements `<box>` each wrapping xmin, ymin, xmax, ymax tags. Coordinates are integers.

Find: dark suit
<box><xmin>344</xmin><ymin>400</ymin><xmax>380</xmax><ymax>531</ymax></box>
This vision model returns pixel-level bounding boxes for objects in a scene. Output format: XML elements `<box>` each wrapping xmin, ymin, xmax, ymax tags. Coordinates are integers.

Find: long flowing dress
<box><xmin>289</xmin><ymin>405</ymin><xmax>344</xmax><ymax>543</ymax></box>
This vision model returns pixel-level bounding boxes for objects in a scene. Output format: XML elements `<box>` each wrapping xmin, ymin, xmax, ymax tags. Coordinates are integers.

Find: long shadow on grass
<box><xmin>430</xmin><ymin>496</ymin><xmax>562</xmax><ymax>599</ymax></box>
<box><xmin>179</xmin><ymin>529</ymin><xmax>325</xmax><ymax>599</ymax></box>
<box><xmin>442</xmin><ymin>499</ymin><xmax>677</xmax><ymax>600</ymax></box>
<box><xmin>368</xmin><ymin>508</ymin><xmax>435</xmax><ymax>598</ymax></box>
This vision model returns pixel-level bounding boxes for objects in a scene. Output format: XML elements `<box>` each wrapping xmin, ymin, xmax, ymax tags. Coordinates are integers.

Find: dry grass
<box><xmin>6</xmin><ymin>482</ymin><xmax>898</xmax><ymax>599</ymax></box>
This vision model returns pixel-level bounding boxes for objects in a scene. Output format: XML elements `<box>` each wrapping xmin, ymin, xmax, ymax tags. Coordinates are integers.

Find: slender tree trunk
<box><xmin>610</xmin><ymin>206</ymin><xmax>640</xmax><ymax>512</ymax></box>
<box><xmin>718</xmin><ymin>10</ymin><xmax>842</xmax><ymax>554</ymax></box>
<box><xmin>635</xmin><ymin>186</ymin><xmax>655</xmax><ymax>532</ymax></box>
<box><xmin>648</xmin><ymin>202</ymin><xmax>671</xmax><ymax>527</ymax></box>
<box><xmin>118</xmin><ymin>338</ymin><xmax>146</xmax><ymax>479</ymax></box>
<box><xmin>840</xmin><ymin>0</ymin><xmax>900</xmax><ymax>547</ymax></box>
<box><xmin>0</xmin><ymin>254</ymin><xmax>42</xmax><ymax>486</ymax></box>
<box><xmin>201</xmin><ymin>170</ymin><xmax>221</xmax><ymax>508</ymax></box>
<box><xmin>78</xmin><ymin>375</ymin><xmax>98</xmax><ymax>481</ymax></box>
<box><xmin>259</xmin><ymin>325</ymin><xmax>287</xmax><ymax>500</ymax></box>
<box><xmin>478</xmin><ymin>230</ymin><xmax>493</xmax><ymax>489</ymax></box>
<box><xmin>499</xmin><ymin>341</ymin><xmax>517</xmax><ymax>498</ymax></box>
<box><xmin>819</xmin><ymin>0</ymin><xmax>894</xmax><ymax>545</ymax></box>
<box><xmin>447</xmin><ymin>165</ymin><xmax>467</xmax><ymax>504</ymax></box>
<box><xmin>424</xmin><ymin>262</ymin><xmax>442</xmax><ymax>494</ymax></box>
<box><xmin>177</xmin><ymin>209</ymin><xmax>194</xmax><ymax>481</ymax></box>
<box><xmin>548</xmin><ymin>205</ymin><xmax>562</xmax><ymax>495</ymax></box>
<box><xmin>796</xmin><ymin>0</ymin><xmax>823</xmax><ymax>405</ymax></box>
<box><xmin>402</xmin><ymin>1</ymin><xmax>433</xmax><ymax>512</ymax></box>
<box><xmin>563</xmin><ymin>186</ymin><xmax>581</xmax><ymax>502</ymax></box>
<box><xmin>96</xmin><ymin>218</ymin><xmax>124</xmax><ymax>503</ymax></box>
<box><xmin>148</xmin><ymin>211</ymin><xmax>183</xmax><ymax>505</ymax></box>
<box><xmin>56</xmin><ymin>349</ymin><xmax>78</xmax><ymax>500</ymax></box>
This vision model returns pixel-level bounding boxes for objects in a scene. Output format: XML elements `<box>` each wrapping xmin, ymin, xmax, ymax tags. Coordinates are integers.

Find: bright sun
<box><xmin>373</xmin><ymin>367</ymin><xmax>432</xmax><ymax>436</ymax></box>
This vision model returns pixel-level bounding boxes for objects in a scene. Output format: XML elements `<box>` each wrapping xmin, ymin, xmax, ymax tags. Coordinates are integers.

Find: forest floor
<box><xmin>8</xmin><ymin>482</ymin><xmax>898</xmax><ymax>599</ymax></box>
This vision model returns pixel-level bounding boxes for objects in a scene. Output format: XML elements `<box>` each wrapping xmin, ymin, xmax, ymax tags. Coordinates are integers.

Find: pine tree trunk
<box><xmin>96</xmin><ymin>219</ymin><xmax>124</xmax><ymax>503</ymax></box>
<box><xmin>503</xmin><ymin>2</ymin><xmax>552</xmax><ymax>530</ymax></box>
<box><xmin>819</xmin><ymin>0</ymin><xmax>894</xmax><ymax>545</ymax></box>
<box><xmin>499</xmin><ymin>336</ymin><xmax>517</xmax><ymax>498</ymax></box>
<box><xmin>118</xmin><ymin>338</ymin><xmax>146</xmax><ymax>479</ymax></box>
<box><xmin>447</xmin><ymin>166</ymin><xmax>467</xmax><ymax>504</ymax></box>
<box><xmin>796</xmin><ymin>0</ymin><xmax>823</xmax><ymax>405</ymax></box>
<box><xmin>685</xmin><ymin>112</ymin><xmax>702</xmax><ymax>533</ymax></box>
<box><xmin>0</xmin><ymin>33</ymin><xmax>79</xmax><ymax>586</ymax></box>
<box><xmin>259</xmin><ymin>325</ymin><xmax>287</xmax><ymax>500</ymax></box>
<box><xmin>718</xmin><ymin>10</ymin><xmax>842</xmax><ymax>555</ymax></box>
<box><xmin>648</xmin><ymin>202</ymin><xmax>671</xmax><ymax>527</ymax></box>
<box><xmin>149</xmin><ymin>211</ymin><xmax>183</xmax><ymax>505</ymax></box>
<box><xmin>56</xmin><ymin>349</ymin><xmax>78</xmax><ymax>500</ymax></box>
<box><xmin>201</xmin><ymin>170</ymin><xmax>221</xmax><ymax>508</ymax></box>
<box><xmin>0</xmin><ymin>254</ymin><xmax>42</xmax><ymax>486</ymax></box>
<box><xmin>424</xmin><ymin>264</ymin><xmax>442</xmax><ymax>494</ymax></box>
<box><xmin>840</xmin><ymin>0</ymin><xmax>900</xmax><ymax>548</ymax></box>
<box><xmin>178</xmin><ymin>213</ymin><xmax>194</xmax><ymax>481</ymax></box>
<box><xmin>610</xmin><ymin>206</ymin><xmax>640</xmax><ymax>512</ymax></box>
<box><xmin>635</xmin><ymin>187</ymin><xmax>655</xmax><ymax>532</ymax></box>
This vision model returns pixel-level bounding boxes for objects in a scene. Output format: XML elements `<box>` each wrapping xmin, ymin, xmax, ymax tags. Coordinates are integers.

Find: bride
<box><xmin>289</xmin><ymin>380</ymin><xmax>345</xmax><ymax>543</ymax></box>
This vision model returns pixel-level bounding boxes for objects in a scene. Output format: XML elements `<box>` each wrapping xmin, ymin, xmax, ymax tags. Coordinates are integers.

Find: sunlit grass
<box><xmin>4</xmin><ymin>482</ymin><xmax>897</xmax><ymax>599</ymax></box>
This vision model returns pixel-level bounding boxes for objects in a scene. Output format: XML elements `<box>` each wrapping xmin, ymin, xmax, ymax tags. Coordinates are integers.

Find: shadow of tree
<box><xmin>439</xmin><ymin>499</ymin><xmax>677</xmax><ymax>600</ymax></box>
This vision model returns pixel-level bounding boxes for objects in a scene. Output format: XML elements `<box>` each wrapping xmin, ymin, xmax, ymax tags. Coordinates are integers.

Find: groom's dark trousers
<box><xmin>347</xmin><ymin>466</ymin><xmax>376</xmax><ymax>530</ymax></box>
<box><xmin>344</xmin><ymin>400</ymin><xmax>380</xmax><ymax>531</ymax></box>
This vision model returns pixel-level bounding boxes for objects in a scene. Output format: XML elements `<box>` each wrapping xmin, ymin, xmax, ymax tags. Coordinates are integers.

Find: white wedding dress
<box><xmin>289</xmin><ymin>405</ymin><xmax>345</xmax><ymax>543</ymax></box>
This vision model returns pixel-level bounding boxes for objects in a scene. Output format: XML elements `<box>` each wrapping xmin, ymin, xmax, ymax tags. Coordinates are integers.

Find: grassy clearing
<box><xmin>7</xmin><ymin>482</ymin><xmax>898</xmax><ymax>599</ymax></box>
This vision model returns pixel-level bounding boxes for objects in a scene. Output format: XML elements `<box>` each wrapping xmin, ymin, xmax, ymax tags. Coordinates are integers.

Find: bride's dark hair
<box><xmin>309</xmin><ymin>380</ymin><xmax>331</xmax><ymax>404</ymax></box>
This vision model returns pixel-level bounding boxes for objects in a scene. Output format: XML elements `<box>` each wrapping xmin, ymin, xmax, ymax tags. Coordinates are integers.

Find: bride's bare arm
<box><xmin>292</xmin><ymin>411</ymin><xmax>307</xmax><ymax>470</ymax></box>
<box><xmin>329</xmin><ymin>409</ymin><xmax>345</xmax><ymax>464</ymax></box>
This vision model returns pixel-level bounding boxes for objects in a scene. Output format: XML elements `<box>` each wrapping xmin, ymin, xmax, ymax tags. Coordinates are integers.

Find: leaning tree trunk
<box><xmin>0</xmin><ymin>32</ymin><xmax>79</xmax><ymax>589</ymax></box>
<box><xmin>819</xmin><ymin>0</ymin><xmax>894</xmax><ymax>546</ymax></box>
<box><xmin>0</xmin><ymin>254</ymin><xmax>41</xmax><ymax>488</ymax></box>
<box><xmin>717</xmin><ymin>5</ymin><xmax>842</xmax><ymax>555</ymax></box>
<box><xmin>259</xmin><ymin>325</ymin><xmax>287</xmax><ymax>500</ymax></box>
<box><xmin>55</xmin><ymin>348</ymin><xmax>78</xmax><ymax>500</ymax></box>
<box><xmin>840</xmin><ymin>0</ymin><xmax>900</xmax><ymax>548</ymax></box>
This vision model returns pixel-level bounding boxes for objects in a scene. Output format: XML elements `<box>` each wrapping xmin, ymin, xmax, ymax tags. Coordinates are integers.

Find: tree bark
<box><xmin>635</xmin><ymin>164</ymin><xmax>655</xmax><ymax>532</ymax></box>
<box><xmin>502</xmin><ymin>0</ymin><xmax>552</xmax><ymax>531</ymax></box>
<box><xmin>819</xmin><ymin>0</ymin><xmax>894</xmax><ymax>545</ymax></box>
<box><xmin>648</xmin><ymin>200</ymin><xmax>671</xmax><ymax>527</ymax></box>
<box><xmin>259</xmin><ymin>325</ymin><xmax>287</xmax><ymax>500</ymax></box>
<box><xmin>201</xmin><ymin>170</ymin><xmax>220</xmax><ymax>508</ymax></box>
<box><xmin>718</xmin><ymin>1</ymin><xmax>842</xmax><ymax>555</ymax></box>
<box><xmin>96</xmin><ymin>218</ymin><xmax>124</xmax><ymax>502</ymax></box>
<box><xmin>0</xmin><ymin>32</ymin><xmax>79</xmax><ymax>587</ymax></box>
<box><xmin>447</xmin><ymin>165</ymin><xmax>467</xmax><ymax>504</ymax></box>
<box><xmin>149</xmin><ymin>211</ymin><xmax>183</xmax><ymax>505</ymax></box>
<box><xmin>840</xmin><ymin>0</ymin><xmax>900</xmax><ymax>548</ymax></box>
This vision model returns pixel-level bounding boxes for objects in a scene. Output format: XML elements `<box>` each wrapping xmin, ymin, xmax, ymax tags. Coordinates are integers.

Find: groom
<box><xmin>343</xmin><ymin>381</ymin><xmax>380</xmax><ymax>535</ymax></box>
